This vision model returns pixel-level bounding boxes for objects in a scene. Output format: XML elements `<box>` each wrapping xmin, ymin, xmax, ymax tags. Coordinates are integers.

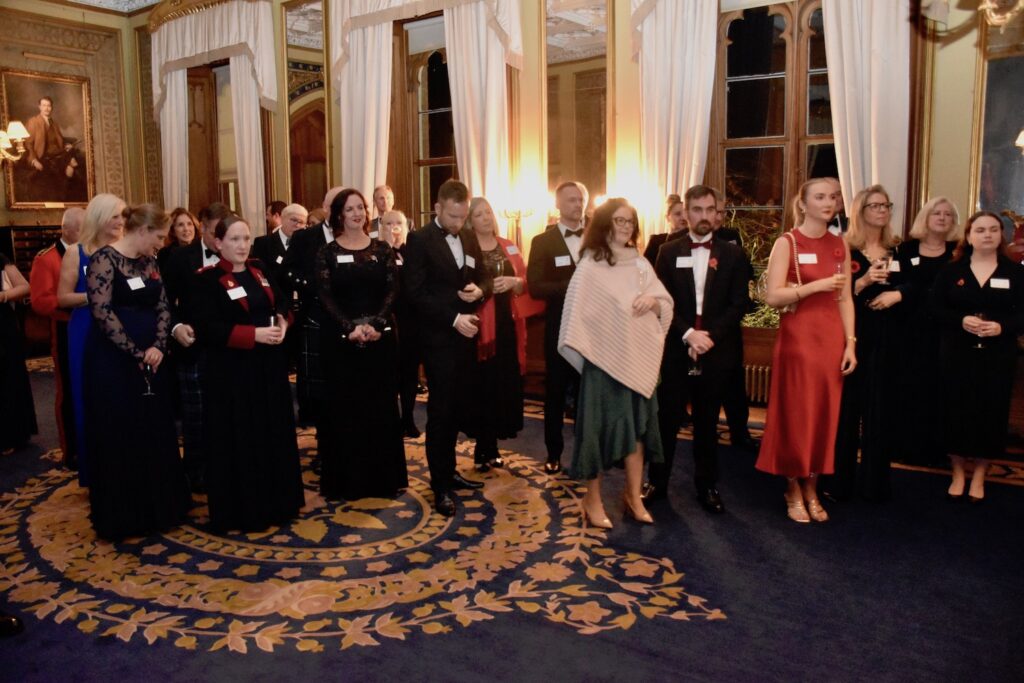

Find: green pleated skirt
<box><xmin>568</xmin><ymin>360</ymin><xmax>664</xmax><ymax>481</ymax></box>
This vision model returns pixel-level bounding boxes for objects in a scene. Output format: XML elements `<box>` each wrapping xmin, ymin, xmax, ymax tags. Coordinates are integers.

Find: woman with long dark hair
<box><xmin>930</xmin><ymin>211</ymin><xmax>1024</xmax><ymax>502</ymax></box>
<box><xmin>157</xmin><ymin>207</ymin><xmax>199</xmax><ymax>271</ymax></box>
<box><xmin>558</xmin><ymin>197</ymin><xmax>674</xmax><ymax>528</ymax></box>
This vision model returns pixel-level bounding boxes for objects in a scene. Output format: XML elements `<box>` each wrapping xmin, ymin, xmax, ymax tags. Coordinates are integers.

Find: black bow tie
<box><xmin>205</xmin><ymin>248</ymin><xmax>218</xmax><ymax>259</ymax></box>
<box><xmin>565</xmin><ymin>229</ymin><xmax>583</xmax><ymax>238</ymax></box>
<box><xmin>690</xmin><ymin>241</ymin><xmax>711</xmax><ymax>250</ymax></box>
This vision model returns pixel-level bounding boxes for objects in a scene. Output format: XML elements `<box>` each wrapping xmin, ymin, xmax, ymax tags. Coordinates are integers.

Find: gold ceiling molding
<box><xmin>147</xmin><ymin>0</ymin><xmax>260</xmax><ymax>33</ymax></box>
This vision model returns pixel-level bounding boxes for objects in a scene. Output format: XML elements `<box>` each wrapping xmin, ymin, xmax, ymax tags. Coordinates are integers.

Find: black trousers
<box><xmin>542</xmin><ymin>334</ymin><xmax>579</xmax><ymax>462</ymax></box>
<box><xmin>398</xmin><ymin>331</ymin><xmax>422</xmax><ymax>428</ymax></box>
<box><xmin>422</xmin><ymin>340</ymin><xmax>472</xmax><ymax>494</ymax></box>
<box><xmin>721</xmin><ymin>363</ymin><xmax>751</xmax><ymax>440</ymax></box>
<box><xmin>650</xmin><ymin>346</ymin><xmax>727</xmax><ymax>492</ymax></box>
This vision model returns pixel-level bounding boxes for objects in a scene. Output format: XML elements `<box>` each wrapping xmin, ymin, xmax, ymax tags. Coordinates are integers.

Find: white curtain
<box><xmin>332</xmin><ymin>0</ymin><xmax>401</xmax><ymax>199</ymax></box>
<box><xmin>823</xmin><ymin>0</ymin><xmax>911</xmax><ymax>230</ymax></box>
<box><xmin>632</xmin><ymin>0</ymin><xmax>718</xmax><ymax>234</ymax></box>
<box><xmin>151</xmin><ymin>0</ymin><xmax>277</xmax><ymax>230</ymax></box>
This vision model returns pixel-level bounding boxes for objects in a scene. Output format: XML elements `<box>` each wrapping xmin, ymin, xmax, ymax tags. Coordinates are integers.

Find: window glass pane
<box><xmin>808</xmin><ymin>9</ymin><xmax>827</xmax><ymax>70</ymax></box>
<box><xmin>727</xmin><ymin>8</ymin><xmax>787</xmax><ymax>78</ymax></box>
<box><xmin>418</xmin><ymin>164</ymin><xmax>457</xmax><ymax>226</ymax></box>
<box><xmin>418</xmin><ymin>112</ymin><xmax>455</xmax><ymax>159</ymax></box>
<box><xmin>425</xmin><ymin>52</ymin><xmax>452</xmax><ymax>110</ymax></box>
<box><xmin>725</xmin><ymin>146</ymin><xmax>785</xmax><ymax>207</ymax></box>
<box><xmin>727</xmin><ymin>77</ymin><xmax>786</xmax><ymax>138</ymax></box>
<box><xmin>807</xmin><ymin>73</ymin><xmax>832</xmax><ymax>135</ymax></box>
<box><xmin>806</xmin><ymin>143</ymin><xmax>838</xmax><ymax>180</ymax></box>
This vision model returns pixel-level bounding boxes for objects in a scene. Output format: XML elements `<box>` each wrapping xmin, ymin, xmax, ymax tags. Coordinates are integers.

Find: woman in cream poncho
<box><xmin>558</xmin><ymin>198</ymin><xmax>674</xmax><ymax>528</ymax></box>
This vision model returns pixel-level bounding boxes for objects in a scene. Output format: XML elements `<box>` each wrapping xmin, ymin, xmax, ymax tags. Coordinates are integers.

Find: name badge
<box><xmin>337</xmin><ymin>254</ymin><xmax>354</xmax><ymax>264</ymax></box>
<box><xmin>396</xmin><ymin>257</ymin><xmax>403</xmax><ymax>266</ymax></box>
<box><xmin>465</xmin><ymin>255</ymin><xmax>476</xmax><ymax>269</ymax></box>
<box><xmin>258</xmin><ymin>276</ymin><xmax>270</xmax><ymax>287</ymax></box>
<box><xmin>126</xmin><ymin>276</ymin><xmax>145</xmax><ymax>291</ymax></box>
<box><xmin>227</xmin><ymin>286</ymin><xmax>247</xmax><ymax>300</ymax></box>
<box><xmin>276</xmin><ymin>255</ymin><xmax>284</xmax><ymax>264</ymax></box>
<box><xmin>369</xmin><ymin>231</ymin><xmax>379</xmax><ymax>239</ymax></box>
<box><xmin>506</xmin><ymin>245</ymin><xmax>520</xmax><ymax>255</ymax></box>
<box><xmin>888</xmin><ymin>260</ymin><xmax>901</xmax><ymax>273</ymax></box>
<box><xmin>910</xmin><ymin>256</ymin><xmax>920</xmax><ymax>266</ymax></box>
<box><xmin>990</xmin><ymin>278</ymin><xmax>1010</xmax><ymax>290</ymax></box>
<box><xmin>797</xmin><ymin>253</ymin><xmax>818</xmax><ymax>265</ymax></box>
<box><xmin>555</xmin><ymin>255</ymin><xmax>571</xmax><ymax>267</ymax></box>
<box><xmin>676</xmin><ymin>256</ymin><xmax>694</xmax><ymax>269</ymax></box>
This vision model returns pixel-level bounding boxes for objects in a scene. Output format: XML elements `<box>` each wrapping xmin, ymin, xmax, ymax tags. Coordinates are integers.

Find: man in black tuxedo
<box><xmin>164</xmin><ymin>201</ymin><xmax>233</xmax><ymax>491</ymax></box>
<box><xmin>280</xmin><ymin>187</ymin><xmax>343</xmax><ymax>428</ymax></box>
<box><xmin>646</xmin><ymin>185</ymin><xmax>751</xmax><ymax>513</ymax></box>
<box><xmin>826</xmin><ymin>178</ymin><xmax>849</xmax><ymax>235</ymax></box>
<box><xmin>527</xmin><ymin>180</ymin><xmax>588</xmax><ymax>473</ymax></box>
<box><xmin>403</xmin><ymin>179</ymin><xmax>489</xmax><ymax>516</ymax></box>
<box><xmin>252</xmin><ymin>203</ymin><xmax>307</xmax><ymax>281</ymax></box>
<box><xmin>265</xmin><ymin>200</ymin><xmax>286</xmax><ymax>234</ymax></box>
<box><xmin>712</xmin><ymin>194</ymin><xmax>759</xmax><ymax>453</ymax></box>
<box><xmin>370</xmin><ymin>185</ymin><xmax>394</xmax><ymax>236</ymax></box>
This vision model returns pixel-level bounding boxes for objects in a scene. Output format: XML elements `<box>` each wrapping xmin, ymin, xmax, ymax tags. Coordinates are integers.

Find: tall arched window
<box><xmin>413</xmin><ymin>50</ymin><xmax>458</xmax><ymax>227</ymax></box>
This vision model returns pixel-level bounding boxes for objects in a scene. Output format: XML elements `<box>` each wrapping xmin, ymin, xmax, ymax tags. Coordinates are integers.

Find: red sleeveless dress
<box><xmin>756</xmin><ymin>229</ymin><xmax>847</xmax><ymax>477</ymax></box>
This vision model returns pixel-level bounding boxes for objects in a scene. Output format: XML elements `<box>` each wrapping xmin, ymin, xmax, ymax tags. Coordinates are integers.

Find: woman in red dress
<box><xmin>755</xmin><ymin>179</ymin><xmax>857</xmax><ymax>523</ymax></box>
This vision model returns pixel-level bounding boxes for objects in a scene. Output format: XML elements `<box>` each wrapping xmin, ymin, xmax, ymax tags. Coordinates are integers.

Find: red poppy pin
<box><xmin>833</xmin><ymin>248</ymin><xmax>844</xmax><ymax>259</ymax></box>
<box><xmin>150</xmin><ymin>271</ymin><xmax>161</xmax><ymax>280</ymax></box>
<box><xmin>709</xmin><ymin>257</ymin><xmax>719</xmax><ymax>270</ymax></box>
<box><xmin>227</xmin><ymin>280</ymin><xmax>235</xmax><ymax>288</ymax></box>
<box><xmin>850</xmin><ymin>261</ymin><xmax>861</xmax><ymax>274</ymax></box>
<box><xmin>956</xmin><ymin>278</ymin><xmax>965</xmax><ymax>286</ymax></box>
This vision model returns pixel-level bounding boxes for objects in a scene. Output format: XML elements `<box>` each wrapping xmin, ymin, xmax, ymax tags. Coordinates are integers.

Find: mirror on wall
<box><xmin>284</xmin><ymin>0</ymin><xmax>327</xmax><ymax>210</ymax></box>
<box><xmin>545</xmin><ymin>0</ymin><xmax>607</xmax><ymax>212</ymax></box>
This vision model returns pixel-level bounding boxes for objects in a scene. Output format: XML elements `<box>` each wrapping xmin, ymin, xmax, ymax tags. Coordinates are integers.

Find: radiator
<box><xmin>744</xmin><ymin>365</ymin><xmax>772</xmax><ymax>404</ymax></box>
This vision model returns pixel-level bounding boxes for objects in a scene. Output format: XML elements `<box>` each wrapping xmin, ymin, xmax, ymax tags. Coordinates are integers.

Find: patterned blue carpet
<box><xmin>1</xmin><ymin>360</ymin><xmax>1022</xmax><ymax>681</ymax></box>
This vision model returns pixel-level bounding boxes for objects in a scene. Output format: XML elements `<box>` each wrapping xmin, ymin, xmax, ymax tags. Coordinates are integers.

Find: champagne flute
<box><xmin>834</xmin><ymin>260</ymin><xmax>844</xmax><ymax>302</ymax></box>
<box><xmin>973</xmin><ymin>312</ymin><xmax>987</xmax><ymax>350</ymax></box>
<box><xmin>142</xmin><ymin>364</ymin><xmax>155</xmax><ymax>397</ymax></box>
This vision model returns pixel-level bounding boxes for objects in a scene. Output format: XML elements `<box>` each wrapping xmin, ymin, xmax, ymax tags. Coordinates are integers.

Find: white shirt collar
<box><xmin>559</xmin><ymin>221</ymin><xmax>583</xmax><ymax>237</ymax></box>
<box><xmin>60</xmin><ymin>239</ymin><xmax>71</xmax><ymax>250</ymax></box>
<box><xmin>278</xmin><ymin>229</ymin><xmax>289</xmax><ymax>248</ymax></box>
<box><xmin>689</xmin><ymin>231</ymin><xmax>713</xmax><ymax>244</ymax></box>
<box><xmin>322</xmin><ymin>224</ymin><xmax>333</xmax><ymax>243</ymax></box>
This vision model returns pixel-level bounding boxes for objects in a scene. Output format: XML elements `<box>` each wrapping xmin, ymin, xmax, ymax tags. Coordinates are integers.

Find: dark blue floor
<box><xmin>2</xmin><ymin>367</ymin><xmax>1022</xmax><ymax>682</ymax></box>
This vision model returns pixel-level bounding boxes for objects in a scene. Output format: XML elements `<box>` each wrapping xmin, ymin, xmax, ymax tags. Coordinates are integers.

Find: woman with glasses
<box><xmin>831</xmin><ymin>185</ymin><xmax>903</xmax><ymax>502</ymax></box>
<box><xmin>930</xmin><ymin>212</ymin><xmax>1024</xmax><ymax>503</ymax></box>
<box><xmin>315</xmin><ymin>189</ymin><xmax>408</xmax><ymax>501</ymax></box>
<box><xmin>893</xmin><ymin>198</ymin><xmax>961</xmax><ymax>467</ymax></box>
<box><xmin>558</xmin><ymin>198</ymin><xmax>674</xmax><ymax>528</ymax></box>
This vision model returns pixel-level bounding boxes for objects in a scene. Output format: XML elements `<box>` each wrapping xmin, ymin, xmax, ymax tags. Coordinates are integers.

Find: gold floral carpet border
<box><xmin>1</xmin><ymin>434</ymin><xmax>724</xmax><ymax>654</ymax></box>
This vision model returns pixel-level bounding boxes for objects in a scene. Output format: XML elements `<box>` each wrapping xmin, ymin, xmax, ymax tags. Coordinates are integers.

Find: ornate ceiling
<box><xmin>547</xmin><ymin>0</ymin><xmax>607</xmax><ymax>64</ymax></box>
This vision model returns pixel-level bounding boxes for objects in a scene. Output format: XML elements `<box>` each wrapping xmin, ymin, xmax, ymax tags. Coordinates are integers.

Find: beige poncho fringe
<box><xmin>557</xmin><ymin>248</ymin><xmax>674</xmax><ymax>399</ymax></box>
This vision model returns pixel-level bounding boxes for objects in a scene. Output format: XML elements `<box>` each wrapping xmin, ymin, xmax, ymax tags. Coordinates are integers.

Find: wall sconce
<box><xmin>979</xmin><ymin>0</ymin><xmax>1024</xmax><ymax>31</ymax></box>
<box><xmin>503</xmin><ymin>207</ymin><xmax>535</xmax><ymax>249</ymax></box>
<box><xmin>0</xmin><ymin>120</ymin><xmax>30</xmax><ymax>165</ymax></box>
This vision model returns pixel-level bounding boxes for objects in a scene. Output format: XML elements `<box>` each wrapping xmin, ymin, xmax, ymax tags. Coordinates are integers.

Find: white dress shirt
<box><xmin>201</xmin><ymin>242</ymin><xmax>220</xmax><ymax>268</ymax></box>
<box><xmin>437</xmin><ymin>219</ymin><xmax>465</xmax><ymax>267</ymax></box>
<box><xmin>559</xmin><ymin>221</ymin><xmax>583</xmax><ymax>263</ymax></box>
<box><xmin>322</xmin><ymin>224</ymin><xmax>333</xmax><ymax>243</ymax></box>
<box><xmin>683</xmin><ymin>232</ymin><xmax>713</xmax><ymax>340</ymax></box>
<box><xmin>278</xmin><ymin>228</ymin><xmax>290</xmax><ymax>250</ymax></box>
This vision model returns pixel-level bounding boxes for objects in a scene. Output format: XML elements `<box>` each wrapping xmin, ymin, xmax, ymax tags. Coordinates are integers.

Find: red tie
<box><xmin>691</xmin><ymin>242</ymin><xmax>710</xmax><ymax>250</ymax></box>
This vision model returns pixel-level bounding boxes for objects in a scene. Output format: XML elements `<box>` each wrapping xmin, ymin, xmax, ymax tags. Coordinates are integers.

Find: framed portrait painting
<box><xmin>1</xmin><ymin>69</ymin><xmax>95</xmax><ymax>209</ymax></box>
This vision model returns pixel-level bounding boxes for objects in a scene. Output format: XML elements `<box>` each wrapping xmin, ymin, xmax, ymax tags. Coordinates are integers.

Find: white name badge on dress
<box><xmin>911</xmin><ymin>256</ymin><xmax>921</xmax><ymax>266</ymax></box>
<box><xmin>991</xmin><ymin>278</ymin><xmax>1010</xmax><ymax>289</ymax></box>
<box><xmin>506</xmin><ymin>245</ymin><xmax>520</xmax><ymax>255</ymax></box>
<box><xmin>126</xmin><ymin>276</ymin><xmax>145</xmax><ymax>291</ymax></box>
<box><xmin>676</xmin><ymin>256</ymin><xmax>694</xmax><ymax>268</ymax></box>
<box><xmin>555</xmin><ymin>255</ymin><xmax>571</xmax><ymax>267</ymax></box>
<box><xmin>275</xmin><ymin>255</ymin><xmax>284</xmax><ymax>264</ymax></box>
<box><xmin>888</xmin><ymin>261</ymin><xmax>901</xmax><ymax>272</ymax></box>
<box><xmin>227</xmin><ymin>286</ymin><xmax>247</xmax><ymax>300</ymax></box>
<box><xmin>465</xmin><ymin>255</ymin><xmax>476</xmax><ymax>269</ymax></box>
<box><xmin>336</xmin><ymin>254</ymin><xmax>354</xmax><ymax>264</ymax></box>
<box><xmin>797</xmin><ymin>253</ymin><xmax>818</xmax><ymax>265</ymax></box>
<box><xmin>369</xmin><ymin>231</ymin><xmax>379</xmax><ymax>239</ymax></box>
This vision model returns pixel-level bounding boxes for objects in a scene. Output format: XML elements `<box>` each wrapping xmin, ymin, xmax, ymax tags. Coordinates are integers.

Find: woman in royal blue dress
<box><xmin>57</xmin><ymin>193</ymin><xmax>125</xmax><ymax>485</ymax></box>
<box><xmin>84</xmin><ymin>204</ymin><xmax>189</xmax><ymax>540</ymax></box>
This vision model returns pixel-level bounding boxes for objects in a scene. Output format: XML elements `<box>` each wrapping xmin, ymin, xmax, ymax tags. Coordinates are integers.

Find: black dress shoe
<box><xmin>452</xmin><ymin>473</ymin><xmax>484</xmax><ymax>490</ymax></box>
<box><xmin>732</xmin><ymin>434</ymin><xmax>761</xmax><ymax>453</ymax></box>
<box><xmin>543</xmin><ymin>459</ymin><xmax>562</xmax><ymax>474</ymax></box>
<box><xmin>640</xmin><ymin>482</ymin><xmax>667</xmax><ymax>502</ymax></box>
<box><xmin>474</xmin><ymin>462</ymin><xmax>492</xmax><ymax>473</ymax></box>
<box><xmin>0</xmin><ymin>611</ymin><xmax>24</xmax><ymax>637</ymax></box>
<box><xmin>696</xmin><ymin>487</ymin><xmax>725</xmax><ymax>514</ymax></box>
<box><xmin>435</xmin><ymin>492</ymin><xmax>456</xmax><ymax>517</ymax></box>
<box><xmin>488</xmin><ymin>456</ymin><xmax>504</xmax><ymax>469</ymax></box>
<box><xmin>403</xmin><ymin>423</ymin><xmax>421</xmax><ymax>438</ymax></box>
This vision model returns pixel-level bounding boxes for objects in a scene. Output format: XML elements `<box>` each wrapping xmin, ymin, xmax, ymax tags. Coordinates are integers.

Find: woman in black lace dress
<box><xmin>84</xmin><ymin>204</ymin><xmax>190</xmax><ymax>540</ymax></box>
<box><xmin>189</xmin><ymin>216</ymin><xmax>304</xmax><ymax>532</ymax></box>
<box><xmin>316</xmin><ymin>189</ymin><xmax>407</xmax><ymax>500</ymax></box>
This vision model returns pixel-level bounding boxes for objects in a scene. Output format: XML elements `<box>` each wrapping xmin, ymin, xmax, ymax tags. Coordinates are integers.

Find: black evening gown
<box><xmin>83</xmin><ymin>246</ymin><xmax>190</xmax><ymax>541</ymax></box>
<box><xmin>832</xmin><ymin>249</ymin><xmax>904</xmax><ymax>501</ymax></box>
<box><xmin>192</xmin><ymin>264</ymin><xmax>304</xmax><ymax>532</ymax></box>
<box><xmin>463</xmin><ymin>246</ymin><xmax>523</xmax><ymax>462</ymax></box>
<box><xmin>316</xmin><ymin>239</ymin><xmax>408</xmax><ymax>500</ymax></box>
<box><xmin>930</xmin><ymin>256</ymin><xmax>1024</xmax><ymax>460</ymax></box>
<box><xmin>892</xmin><ymin>240</ymin><xmax>955</xmax><ymax>466</ymax></box>
<box><xmin>0</xmin><ymin>255</ymin><xmax>38</xmax><ymax>450</ymax></box>
<box><xmin>395</xmin><ymin>244</ymin><xmax>422</xmax><ymax>430</ymax></box>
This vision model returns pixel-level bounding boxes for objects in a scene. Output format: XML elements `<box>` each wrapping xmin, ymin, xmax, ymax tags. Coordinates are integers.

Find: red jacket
<box><xmin>29</xmin><ymin>242</ymin><xmax>70</xmax><ymax>323</ymax></box>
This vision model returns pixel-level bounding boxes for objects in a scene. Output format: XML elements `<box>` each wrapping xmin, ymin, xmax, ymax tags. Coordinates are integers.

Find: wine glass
<box><xmin>973</xmin><ymin>312</ymin><xmax>986</xmax><ymax>350</ymax></box>
<box><xmin>876</xmin><ymin>249</ymin><xmax>894</xmax><ymax>284</ymax></box>
<box><xmin>834</xmin><ymin>260</ymin><xmax>844</xmax><ymax>302</ymax></box>
<box><xmin>142</xmin><ymin>365</ymin><xmax>155</xmax><ymax>397</ymax></box>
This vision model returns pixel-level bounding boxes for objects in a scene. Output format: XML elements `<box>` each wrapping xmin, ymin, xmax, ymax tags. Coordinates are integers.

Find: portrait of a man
<box><xmin>1</xmin><ymin>69</ymin><xmax>94</xmax><ymax>208</ymax></box>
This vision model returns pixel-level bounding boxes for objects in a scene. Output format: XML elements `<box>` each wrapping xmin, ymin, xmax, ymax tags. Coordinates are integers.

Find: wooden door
<box><xmin>289</xmin><ymin>100</ymin><xmax>327</xmax><ymax>209</ymax></box>
<box><xmin>186</xmin><ymin>66</ymin><xmax>219</xmax><ymax>215</ymax></box>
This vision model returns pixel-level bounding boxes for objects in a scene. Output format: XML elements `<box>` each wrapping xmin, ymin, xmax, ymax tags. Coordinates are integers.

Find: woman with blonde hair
<box><xmin>894</xmin><ymin>197</ymin><xmax>961</xmax><ymax>466</ymax></box>
<box><xmin>56</xmin><ymin>192</ymin><xmax>125</xmax><ymax>484</ymax></box>
<box><xmin>755</xmin><ymin>178</ymin><xmax>855</xmax><ymax>523</ymax></box>
<box><xmin>642</xmin><ymin>193</ymin><xmax>688</xmax><ymax>266</ymax></box>
<box><xmin>831</xmin><ymin>184</ymin><xmax>903</xmax><ymax>502</ymax></box>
